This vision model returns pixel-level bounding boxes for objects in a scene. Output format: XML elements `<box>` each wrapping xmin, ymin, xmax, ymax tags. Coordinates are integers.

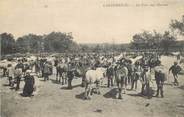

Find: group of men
<box><xmin>3</xmin><ymin>59</ymin><xmax>35</xmax><ymax>97</ymax></box>
<box><xmin>89</xmin><ymin>53</ymin><xmax>181</xmax><ymax>98</ymax></box>
<box><xmin>1</xmin><ymin>52</ymin><xmax>182</xmax><ymax>98</ymax></box>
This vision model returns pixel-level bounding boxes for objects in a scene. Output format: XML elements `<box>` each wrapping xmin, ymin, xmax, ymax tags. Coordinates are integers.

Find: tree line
<box><xmin>0</xmin><ymin>32</ymin><xmax>79</xmax><ymax>55</ymax></box>
<box><xmin>131</xmin><ymin>15</ymin><xmax>184</xmax><ymax>53</ymax></box>
<box><xmin>0</xmin><ymin>15</ymin><xmax>184</xmax><ymax>55</ymax></box>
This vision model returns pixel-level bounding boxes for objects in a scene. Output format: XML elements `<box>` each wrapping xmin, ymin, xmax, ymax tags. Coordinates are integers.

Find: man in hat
<box><xmin>140</xmin><ymin>66</ymin><xmax>152</xmax><ymax>98</ymax></box>
<box><xmin>127</xmin><ymin>60</ymin><xmax>133</xmax><ymax>85</ymax></box>
<box><xmin>131</xmin><ymin>62</ymin><xmax>143</xmax><ymax>90</ymax></box>
<box><xmin>106</xmin><ymin>63</ymin><xmax>114</xmax><ymax>87</ymax></box>
<box><xmin>169</xmin><ymin>62</ymin><xmax>182</xmax><ymax>86</ymax></box>
<box><xmin>22</xmin><ymin>70</ymin><xmax>35</xmax><ymax>97</ymax></box>
<box><xmin>67</xmin><ymin>61</ymin><xmax>75</xmax><ymax>89</ymax></box>
<box><xmin>7</xmin><ymin>64</ymin><xmax>14</xmax><ymax>87</ymax></box>
<box><xmin>155</xmin><ymin>69</ymin><xmax>166</xmax><ymax>98</ymax></box>
<box><xmin>15</xmin><ymin>60</ymin><xmax>24</xmax><ymax>90</ymax></box>
<box><xmin>43</xmin><ymin>61</ymin><xmax>51</xmax><ymax>81</ymax></box>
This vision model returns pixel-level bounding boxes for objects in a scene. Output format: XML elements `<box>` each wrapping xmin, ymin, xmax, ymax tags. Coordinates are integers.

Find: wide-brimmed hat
<box><xmin>174</xmin><ymin>61</ymin><xmax>178</xmax><ymax>65</ymax></box>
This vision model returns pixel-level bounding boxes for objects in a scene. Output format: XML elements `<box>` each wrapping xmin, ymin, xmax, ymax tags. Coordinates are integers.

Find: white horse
<box><xmin>96</xmin><ymin>67</ymin><xmax>107</xmax><ymax>85</ymax></box>
<box><xmin>84</xmin><ymin>68</ymin><xmax>106</xmax><ymax>99</ymax></box>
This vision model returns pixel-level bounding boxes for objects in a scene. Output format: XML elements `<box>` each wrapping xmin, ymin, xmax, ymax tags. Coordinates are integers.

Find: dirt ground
<box><xmin>1</xmin><ymin>56</ymin><xmax>184</xmax><ymax>117</ymax></box>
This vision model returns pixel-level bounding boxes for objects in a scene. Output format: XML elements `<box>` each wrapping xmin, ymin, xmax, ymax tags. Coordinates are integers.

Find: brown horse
<box><xmin>114</xmin><ymin>64</ymin><xmax>128</xmax><ymax>99</ymax></box>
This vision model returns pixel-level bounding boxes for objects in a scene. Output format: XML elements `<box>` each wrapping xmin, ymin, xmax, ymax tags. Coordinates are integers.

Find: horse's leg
<box><xmin>146</xmin><ymin>82</ymin><xmax>151</xmax><ymax>98</ymax></box>
<box><xmin>65</xmin><ymin>73</ymin><xmax>68</xmax><ymax>84</ymax></box>
<box><xmin>56</xmin><ymin>68</ymin><xmax>59</xmax><ymax>81</ymax></box>
<box><xmin>107</xmin><ymin>76</ymin><xmax>110</xmax><ymax>87</ymax></box>
<box><xmin>84</xmin><ymin>83</ymin><xmax>88</xmax><ymax>99</ymax></box>
<box><xmin>61</xmin><ymin>73</ymin><xmax>65</xmax><ymax>85</ymax></box>
<box><xmin>131</xmin><ymin>74</ymin><xmax>135</xmax><ymax>90</ymax></box>
<box><xmin>114</xmin><ymin>75</ymin><xmax>117</xmax><ymax>86</ymax></box>
<box><xmin>111</xmin><ymin>76</ymin><xmax>114</xmax><ymax>86</ymax></box>
<box><xmin>63</xmin><ymin>72</ymin><xmax>66</xmax><ymax>84</ymax></box>
<box><xmin>58</xmin><ymin>72</ymin><xmax>61</xmax><ymax>83</ymax></box>
<box><xmin>116</xmin><ymin>78</ymin><xmax>123</xmax><ymax>99</ymax></box>
<box><xmin>116</xmin><ymin>82</ymin><xmax>120</xmax><ymax>99</ymax></box>
<box><xmin>119</xmin><ymin>80</ymin><xmax>123</xmax><ymax>99</ymax></box>
<box><xmin>88</xmin><ymin>83</ymin><xmax>92</xmax><ymax>99</ymax></box>
<box><xmin>123</xmin><ymin>76</ymin><xmax>127</xmax><ymax>94</ymax></box>
<box><xmin>96</xmin><ymin>81</ymin><xmax>101</xmax><ymax>95</ymax></box>
<box><xmin>81</xmin><ymin>76</ymin><xmax>85</xmax><ymax>87</ymax></box>
<box><xmin>135</xmin><ymin>80</ymin><xmax>138</xmax><ymax>90</ymax></box>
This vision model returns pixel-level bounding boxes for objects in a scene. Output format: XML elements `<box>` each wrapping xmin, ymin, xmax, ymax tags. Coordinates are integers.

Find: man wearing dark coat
<box><xmin>155</xmin><ymin>70</ymin><xmax>165</xmax><ymax>98</ymax></box>
<box><xmin>67</xmin><ymin>62</ymin><xmax>75</xmax><ymax>89</ymax></box>
<box><xmin>169</xmin><ymin>62</ymin><xmax>182</xmax><ymax>86</ymax></box>
<box><xmin>106</xmin><ymin>64</ymin><xmax>114</xmax><ymax>87</ymax></box>
<box><xmin>43</xmin><ymin>61</ymin><xmax>51</xmax><ymax>81</ymax></box>
<box><xmin>15</xmin><ymin>60</ymin><xmax>24</xmax><ymax>90</ymax></box>
<box><xmin>23</xmin><ymin>70</ymin><xmax>35</xmax><ymax>97</ymax></box>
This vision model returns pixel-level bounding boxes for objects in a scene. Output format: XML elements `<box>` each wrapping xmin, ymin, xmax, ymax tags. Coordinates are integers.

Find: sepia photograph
<box><xmin>0</xmin><ymin>0</ymin><xmax>184</xmax><ymax>117</ymax></box>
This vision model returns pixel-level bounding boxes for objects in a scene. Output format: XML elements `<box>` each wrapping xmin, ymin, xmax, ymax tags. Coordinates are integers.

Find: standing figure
<box><xmin>106</xmin><ymin>64</ymin><xmax>114</xmax><ymax>87</ymax></box>
<box><xmin>169</xmin><ymin>62</ymin><xmax>182</xmax><ymax>86</ymax></box>
<box><xmin>57</xmin><ymin>62</ymin><xmax>68</xmax><ymax>85</ymax></box>
<box><xmin>131</xmin><ymin>62</ymin><xmax>143</xmax><ymax>90</ymax></box>
<box><xmin>67</xmin><ymin>62</ymin><xmax>75</xmax><ymax>89</ymax></box>
<box><xmin>7</xmin><ymin>64</ymin><xmax>14</xmax><ymax>87</ymax></box>
<box><xmin>127</xmin><ymin>61</ymin><xmax>133</xmax><ymax>85</ymax></box>
<box><xmin>43</xmin><ymin>62</ymin><xmax>51</xmax><ymax>81</ymax></box>
<box><xmin>22</xmin><ymin>60</ymin><xmax>29</xmax><ymax>77</ymax></box>
<box><xmin>54</xmin><ymin>58</ymin><xmax>59</xmax><ymax>79</ymax></box>
<box><xmin>177</xmin><ymin>54</ymin><xmax>180</xmax><ymax>61</ymax></box>
<box><xmin>155</xmin><ymin>70</ymin><xmax>166</xmax><ymax>98</ymax></box>
<box><xmin>23</xmin><ymin>70</ymin><xmax>35</xmax><ymax>97</ymax></box>
<box><xmin>35</xmin><ymin>58</ymin><xmax>41</xmax><ymax>76</ymax></box>
<box><xmin>140</xmin><ymin>67</ymin><xmax>152</xmax><ymax>98</ymax></box>
<box><xmin>40</xmin><ymin>59</ymin><xmax>45</xmax><ymax>77</ymax></box>
<box><xmin>15</xmin><ymin>60</ymin><xmax>24</xmax><ymax>90</ymax></box>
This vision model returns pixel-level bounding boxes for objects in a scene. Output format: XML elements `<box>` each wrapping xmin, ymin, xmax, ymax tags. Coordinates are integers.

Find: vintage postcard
<box><xmin>0</xmin><ymin>0</ymin><xmax>184</xmax><ymax>117</ymax></box>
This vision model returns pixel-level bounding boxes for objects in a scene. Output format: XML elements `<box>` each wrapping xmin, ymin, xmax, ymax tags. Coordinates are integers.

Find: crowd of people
<box><xmin>0</xmin><ymin>52</ymin><xmax>182</xmax><ymax>99</ymax></box>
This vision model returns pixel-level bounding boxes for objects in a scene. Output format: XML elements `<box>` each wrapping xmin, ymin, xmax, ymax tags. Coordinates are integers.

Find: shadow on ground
<box><xmin>164</xmin><ymin>83</ymin><xmax>173</xmax><ymax>86</ymax></box>
<box><xmin>103</xmin><ymin>88</ymin><xmax>118</xmax><ymax>99</ymax></box>
<box><xmin>127</xmin><ymin>93</ymin><xmax>153</xmax><ymax>99</ymax></box>
<box><xmin>2</xmin><ymin>84</ymin><xmax>10</xmax><ymax>87</ymax></box>
<box><xmin>60</xmin><ymin>84</ymin><xmax>81</xmax><ymax>90</ymax></box>
<box><xmin>39</xmin><ymin>79</ymin><xmax>46</xmax><ymax>82</ymax></box>
<box><xmin>178</xmin><ymin>85</ymin><xmax>184</xmax><ymax>90</ymax></box>
<box><xmin>75</xmin><ymin>92</ymin><xmax>85</xmax><ymax>100</ymax></box>
<box><xmin>50</xmin><ymin>79</ymin><xmax>61</xmax><ymax>84</ymax></box>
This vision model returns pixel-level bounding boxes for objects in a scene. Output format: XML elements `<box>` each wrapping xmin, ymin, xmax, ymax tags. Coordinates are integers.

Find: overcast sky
<box><xmin>0</xmin><ymin>0</ymin><xmax>184</xmax><ymax>43</ymax></box>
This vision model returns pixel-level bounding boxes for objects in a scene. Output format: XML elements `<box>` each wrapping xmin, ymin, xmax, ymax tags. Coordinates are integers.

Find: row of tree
<box><xmin>1</xmin><ymin>15</ymin><xmax>184</xmax><ymax>55</ymax></box>
<box><xmin>0</xmin><ymin>32</ymin><xmax>79</xmax><ymax>55</ymax></box>
<box><xmin>131</xmin><ymin>15</ymin><xmax>184</xmax><ymax>53</ymax></box>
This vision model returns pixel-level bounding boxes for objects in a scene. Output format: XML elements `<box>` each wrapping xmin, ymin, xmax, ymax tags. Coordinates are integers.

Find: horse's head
<box><xmin>96</xmin><ymin>67</ymin><xmax>107</xmax><ymax>79</ymax></box>
<box><xmin>96</xmin><ymin>67</ymin><xmax>107</xmax><ymax>75</ymax></box>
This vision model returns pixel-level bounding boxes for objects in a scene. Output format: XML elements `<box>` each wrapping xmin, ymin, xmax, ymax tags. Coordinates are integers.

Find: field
<box><xmin>1</xmin><ymin>56</ymin><xmax>184</xmax><ymax>117</ymax></box>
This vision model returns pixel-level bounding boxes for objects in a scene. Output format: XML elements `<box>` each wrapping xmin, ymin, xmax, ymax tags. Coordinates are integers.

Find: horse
<box><xmin>84</xmin><ymin>68</ymin><xmax>105</xmax><ymax>100</ymax></box>
<box><xmin>114</xmin><ymin>64</ymin><xmax>128</xmax><ymax>99</ymax></box>
<box><xmin>96</xmin><ymin>67</ymin><xmax>107</xmax><ymax>86</ymax></box>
